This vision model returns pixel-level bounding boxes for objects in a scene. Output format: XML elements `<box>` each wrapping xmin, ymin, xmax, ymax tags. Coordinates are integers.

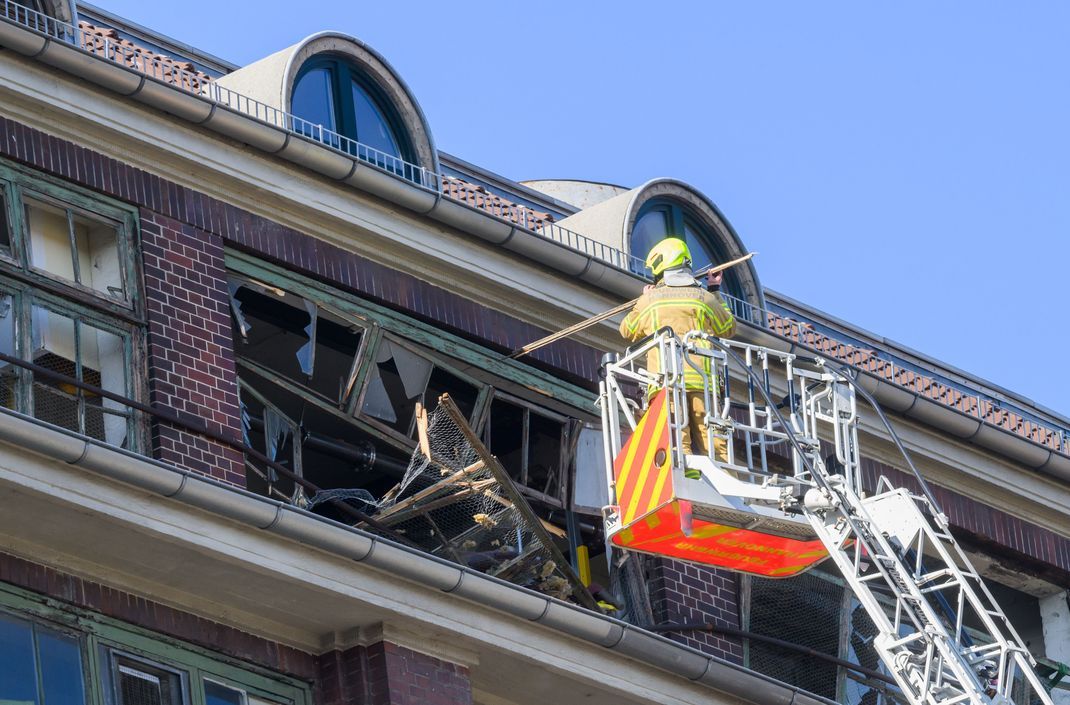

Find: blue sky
<box><xmin>94</xmin><ymin>1</ymin><xmax>1070</xmax><ymax>415</ymax></box>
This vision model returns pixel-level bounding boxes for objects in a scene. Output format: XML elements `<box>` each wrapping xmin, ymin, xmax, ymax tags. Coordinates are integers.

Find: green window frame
<box><xmin>0</xmin><ymin>159</ymin><xmax>141</xmax><ymax>313</ymax></box>
<box><xmin>0</xmin><ymin>582</ymin><xmax>311</xmax><ymax>705</ymax></box>
<box><xmin>0</xmin><ymin>161</ymin><xmax>144</xmax><ymax>450</ymax></box>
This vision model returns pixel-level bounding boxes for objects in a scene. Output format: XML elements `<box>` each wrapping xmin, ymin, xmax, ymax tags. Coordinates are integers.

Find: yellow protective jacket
<box><xmin>619</xmin><ymin>283</ymin><xmax>736</xmax><ymax>390</ymax></box>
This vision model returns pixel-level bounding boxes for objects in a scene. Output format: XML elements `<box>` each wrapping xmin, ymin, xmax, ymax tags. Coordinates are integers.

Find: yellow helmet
<box><xmin>645</xmin><ymin>238</ymin><xmax>692</xmax><ymax>278</ymax></box>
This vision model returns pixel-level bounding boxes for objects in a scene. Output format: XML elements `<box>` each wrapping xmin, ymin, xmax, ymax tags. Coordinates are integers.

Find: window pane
<box><xmin>114</xmin><ymin>658</ymin><xmax>183</xmax><ymax>705</ymax></box>
<box><xmin>682</xmin><ymin>220</ymin><xmax>714</xmax><ymax>272</ymax></box>
<box><xmin>71</xmin><ymin>211</ymin><xmax>123</xmax><ymax>300</ymax></box>
<box><xmin>26</xmin><ymin>197</ymin><xmax>75</xmax><ymax>283</ymax></box>
<box><xmin>307</xmin><ymin>315</ymin><xmax>362</xmax><ymax>403</ymax></box>
<box><xmin>0</xmin><ymin>613</ymin><xmax>39</xmax><ymax>704</ymax></box>
<box><xmin>204</xmin><ymin>680</ymin><xmax>244</xmax><ymax>705</ymax></box>
<box><xmin>351</xmin><ymin>81</ymin><xmax>401</xmax><ymax>159</ymax></box>
<box><xmin>291</xmin><ymin>67</ymin><xmax>337</xmax><ymax>137</ymax></box>
<box><xmin>527</xmin><ymin>412</ymin><xmax>564</xmax><ymax>498</ymax></box>
<box><xmin>232</xmin><ymin>287</ymin><xmax>313</xmax><ymax>386</ymax></box>
<box><xmin>0</xmin><ymin>294</ymin><xmax>16</xmax><ymax>411</ymax></box>
<box><xmin>487</xmin><ymin>398</ymin><xmax>524</xmax><ymax>484</ymax></box>
<box><xmin>422</xmin><ymin>366</ymin><xmax>478</xmax><ymax>422</ymax></box>
<box><xmin>38</xmin><ymin>628</ymin><xmax>86</xmax><ymax>705</ymax></box>
<box><xmin>0</xmin><ymin>190</ymin><xmax>11</xmax><ymax>252</ymax></box>
<box><xmin>630</xmin><ymin>210</ymin><xmax>670</xmax><ymax>273</ymax></box>
<box><xmin>360</xmin><ymin>339</ymin><xmax>431</xmax><ymax>434</ymax></box>
<box><xmin>80</xmin><ymin>321</ymin><xmax>128</xmax><ymax>446</ymax></box>
<box><xmin>31</xmin><ymin>306</ymin><xmax>80</xmax><ymax>434</ymax></box>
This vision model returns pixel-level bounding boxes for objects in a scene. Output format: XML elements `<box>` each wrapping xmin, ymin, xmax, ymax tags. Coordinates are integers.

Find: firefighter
<box><xmin>620</xmin><ymin>238</ymin><xmax>736</xmax><ymax>476</ymax></box>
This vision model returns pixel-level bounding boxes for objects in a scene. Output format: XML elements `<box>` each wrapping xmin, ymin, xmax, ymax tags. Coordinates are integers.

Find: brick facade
<box><xmin>647</xmin><ymin>558</ymin><xmax>743</xmax><ymax>663</ymax></box>
<box><xmin>141</xmin><ymin>211</ymin><xmax>244</xmax><ymax>484</ymax></box>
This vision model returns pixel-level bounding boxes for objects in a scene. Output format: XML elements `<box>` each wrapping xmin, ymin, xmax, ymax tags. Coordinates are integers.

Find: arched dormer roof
<box><xmin>550</xmin><ymin>178</ymin><xmax>765</xmax><ymax>311</ymax></box>
<box><xmin>214</xmin><ymin>32</ymin><xmax>438</xmax><ymax>173</ymax></box>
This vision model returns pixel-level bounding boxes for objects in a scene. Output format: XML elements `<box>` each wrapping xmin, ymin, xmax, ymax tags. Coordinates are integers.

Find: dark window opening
<box><xmin>290</xmin><ymin>57</ymin><xmax>417</xmax><ymax>179</ymax></box>
<box><xmin>231</xmin><ymin>283</ymin><xmax>363</xmax><ymax>407</ymax></box>
<box><xmin>484</xmin><ymin>395</ymin><xmax>567</xmax><ymax>505</ymax></box>
<box><xmin>359</xmin><ymin>338</ymin><xmax>479</xmax><ymax>440</ymax></box>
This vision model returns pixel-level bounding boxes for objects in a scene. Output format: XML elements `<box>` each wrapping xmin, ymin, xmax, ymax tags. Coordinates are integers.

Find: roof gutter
<box><xmin>0</xmin><ymin>19</ymin><xmax>642</xmax><ymax>300</ymax></box>
<box><xmin>0</xmin><ymin>407</ymin><xmax>833</xmax><ymax>705</ymax></box>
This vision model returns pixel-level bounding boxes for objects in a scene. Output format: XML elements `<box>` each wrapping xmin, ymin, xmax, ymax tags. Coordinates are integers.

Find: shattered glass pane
<box><xmin>361</xmin><ymin>365</ymin><xmax>397</xmax><ymax>424</ymax></box>
<box><xmin>231</xmin><ymin>287</ymin><xmax>309</xmax><ymax>383</ymax></box>
<box><xmin>296</xmin><ymin>298</ymin><xmax>317</xmax><ymax>377</ymax></box>
<box><xmin>360</xmin><ymin>339</ymin><xmax>432</xmax><ymax>434</ymax></box>
<box><xmin>308</xmin><ymin>314</ymin><xmax>362</xmax><ymax>403</ymax></box>
<box><xmin>388</xmin><ymin>341</ymin><xmax>432</xmax><ymax>400</ymax></box>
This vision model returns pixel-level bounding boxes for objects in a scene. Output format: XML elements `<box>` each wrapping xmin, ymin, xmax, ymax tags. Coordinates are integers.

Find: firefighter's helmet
<box><xmin>645</xmin><ymin>238</ymin><xmax>692</xmax><ymax>278</ymax></box>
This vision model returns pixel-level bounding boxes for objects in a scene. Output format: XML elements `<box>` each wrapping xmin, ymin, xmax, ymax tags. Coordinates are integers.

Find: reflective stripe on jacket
<box><xmin>619</xmin><ymin>283</ymin><xmax>736</xmax><ymax>390</ymax></box>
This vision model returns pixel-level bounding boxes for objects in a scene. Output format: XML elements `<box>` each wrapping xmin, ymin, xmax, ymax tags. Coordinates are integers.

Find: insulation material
<box><xmin>373</xmin><ymin>395</ymin><xmax>598</xmax><ymax>610</ymax></box>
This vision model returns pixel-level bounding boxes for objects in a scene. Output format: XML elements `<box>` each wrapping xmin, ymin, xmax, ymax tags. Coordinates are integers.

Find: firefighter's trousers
<box><xmin>676</xmin><ymin>392</ymin><xmax>728</xmax><ymax>461</ymax></box>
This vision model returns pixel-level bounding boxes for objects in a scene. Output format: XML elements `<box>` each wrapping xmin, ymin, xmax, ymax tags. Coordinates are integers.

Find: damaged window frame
<box><xmin>0</xmin><ymin>159</ymin><xmax>140</xmax><ymax>314</ymax></box>
<box><xmin>352</xmin><ymin>329</ymin><xmax>490</xmax><ymax>447</ymax></box>
<box><xmin>480</xmin><ymin>390</ymin><xmax>572</xmax><ymax>508</ymax></box>
<box><xmin>225</xmin><ymin>251</ymin><xmax>599</xmax><ymax>510</ymax></box>
<box><xmin>229</xmin><ymin>275</ymin><xmax>371</xmax><ymax>407</ymax></box>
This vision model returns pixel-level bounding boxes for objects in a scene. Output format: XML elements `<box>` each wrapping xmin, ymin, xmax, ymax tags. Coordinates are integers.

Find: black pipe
<box><xmin>0</xmin><ymin>351</ymin><xmax>420</xmax><ymax>549</ymax></box>
<box><xmin>650</xmin><ymin>622</ymin><xmax>897</xmax><ymax>687</ymax></box>
<box><xmin>245</xmin><ymin>414</ymin><xmax>409</xmax><ymax>477</ymax></box>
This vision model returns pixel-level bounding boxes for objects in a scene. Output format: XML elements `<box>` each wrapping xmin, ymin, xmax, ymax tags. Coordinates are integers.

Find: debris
<box><xmin>472</xmin><ymin>513</ymin><xmax>497</xmax><ymax>529</ymax></box>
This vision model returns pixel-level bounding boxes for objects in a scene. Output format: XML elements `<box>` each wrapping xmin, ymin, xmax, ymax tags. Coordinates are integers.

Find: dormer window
<box><xmin>291</xmin><ymin>57</ymin><xmax>412</xmax><ymax>163</ymax></box>
<box><xmin>631</xmin><ymin>199</ymin><xmax>745</xmax><ymax>299</ymax></box>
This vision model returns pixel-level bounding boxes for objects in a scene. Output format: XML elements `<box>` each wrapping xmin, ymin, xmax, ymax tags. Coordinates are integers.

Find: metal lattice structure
<box><xmin>373</xmin><ymin>395</ymin><xmax>597</xmax><ymax>610</ymax></box>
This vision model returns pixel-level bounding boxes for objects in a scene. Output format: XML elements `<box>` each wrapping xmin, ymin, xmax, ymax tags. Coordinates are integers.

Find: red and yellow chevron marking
<box><xmin>610</xmin><ymin>502</ymin><xmax>830</xmax><ymax>578</ymax></box>
<box><xmin>613</xmin><ymin>390</ymin><xmax>673</xmax><ymax>526</ymax></box>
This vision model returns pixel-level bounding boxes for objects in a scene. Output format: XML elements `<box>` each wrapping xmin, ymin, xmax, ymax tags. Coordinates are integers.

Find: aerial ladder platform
<box><xmin>598</xmin><ymin>329</ymin><xmax>1054</xmax><ymax>705</ymax></box>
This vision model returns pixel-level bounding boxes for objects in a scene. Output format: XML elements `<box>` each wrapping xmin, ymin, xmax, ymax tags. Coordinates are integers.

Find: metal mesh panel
<box><xmin>373</xmin><ymin>398</ymin><xmax>594</xmax><ymax>607</ymax></box>
<box><xmin>748</xmin><ymin>571</ymin><xmax>844</xmax><ymax>700</ymax></box>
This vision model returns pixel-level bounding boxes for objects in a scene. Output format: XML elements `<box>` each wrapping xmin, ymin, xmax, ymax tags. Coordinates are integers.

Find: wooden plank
<box><xmin>438</xmin><ymin>394</ymin><xmax>600</xmax><ymax>611</ymax></box>
<box><xmin>415</xmin><ymin>402</ymin><xmax>431</xmax><ymax>458</ymax></box>
<box><xmin>374</xmin><ymin>460</ymin><xmax>485</xmax><ymax>521</ymax></box>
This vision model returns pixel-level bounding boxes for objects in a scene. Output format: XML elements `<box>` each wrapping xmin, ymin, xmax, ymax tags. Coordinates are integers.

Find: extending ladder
<box><xmin>599</xmin><ymin>330</ymin><xmax>1054</xmax><ymax>705</ymax></box>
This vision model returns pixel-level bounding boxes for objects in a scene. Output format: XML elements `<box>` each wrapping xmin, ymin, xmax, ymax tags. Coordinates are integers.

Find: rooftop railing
<box><xmin>721</xmin><ymin>292</ymin><xmax>1070</xmax><ymax>457</ymax></box>
<box><xmin>0</xmin><ymin>0</ymin><xmax>647</xmax><ymax>275</ymax></box>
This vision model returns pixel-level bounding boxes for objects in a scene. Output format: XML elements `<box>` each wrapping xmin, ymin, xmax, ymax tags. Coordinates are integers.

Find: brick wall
<box><xmin>647</xmin><ymin>557</ymin><xmax>743</xmax><ymax>663</ymax></box>
<box><xmin>316</xmin><ymin>642</ymin><xmax>472</xmax><ymax>705</ymax></box>
<box><xmin>141</xmin><ymin>211</ymin><xmax>243</xmax><ymax>484</ymax></box>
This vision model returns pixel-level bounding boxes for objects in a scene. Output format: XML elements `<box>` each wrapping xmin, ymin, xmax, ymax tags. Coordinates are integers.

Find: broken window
<box><xmin>484</xmin><ymin>394</ymin><xmax>569</xmax><ymax>506</ymax></box>
<box><xmin>230</xmin><ymin>279</ymin><xmax>364</xmax><ymax>406</ymax></box>
<box><xmin>240</xmin><ymin>381</ymin><xmax>301</xmax><ymax>503</ymax></box>
<box><xmin>359</xmin><ymin>336</ymin><xmax>480</xmax><ymax>440</ymax></box>
<box><xmin>25</xmin><ymin>195</ymin><xmax>126</xmax><ymax>303</ymax></box>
